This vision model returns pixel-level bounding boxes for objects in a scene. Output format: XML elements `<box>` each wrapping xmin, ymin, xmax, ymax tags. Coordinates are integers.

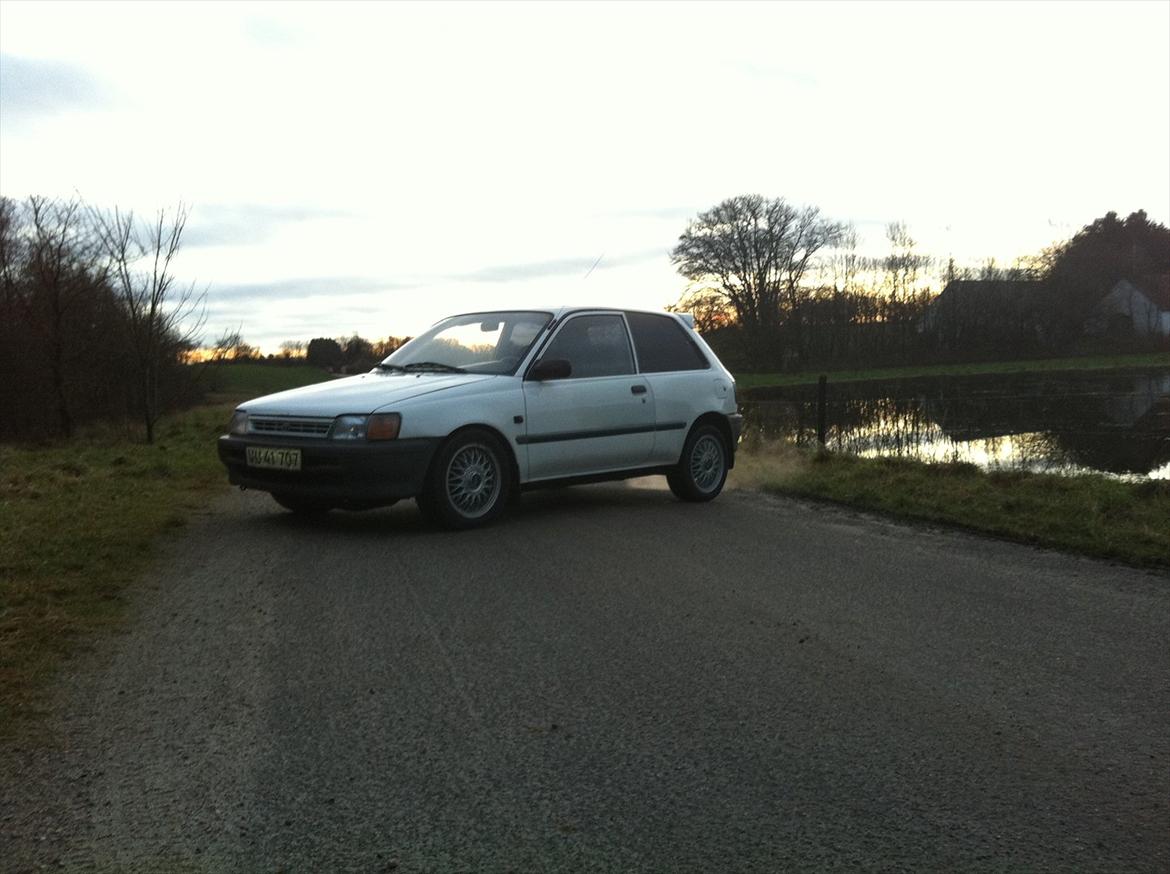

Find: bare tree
<box><xmin>1</xmin><ymin>196</ymin><xmax>137</xmax><ymax>438</ymax></box>
<box><xmin>830</xmin><ymin>222</ymin><xmax>862</xmax><ymax>295</ymax></box>
<box><xmin>24</xmin><ymin>197</ymin><xmax>109</xmax><ymax>437</ymax></box>
<box><xmin>217</xmin><ymin>332</ymin><xmax>259</xmax><ymax>361</ymax></box>
<box><xmin>671</xmin><ymin>194</ymin><xmax>842</xmax><ymax>367</ymax></box>
<box><xmin>279</xmin><ymin>340</ymin><xmax>306</xmax><ymax>359</ymax></box>
<box><xmin>92</xmin><ymin>203</ymin><xmax>204</xmax><ymax>442</ymax></box>
<box><xmin>0</xmin><ymin>198</ymin><xmax>28</xmax><ymax>436</ymax></box>
<box><xmin>209</xmin><ymin>328</ymin><xmax>247</xmax><ymax>362</ymax></box>
<box><xmin>883</xmin><ymin>221</ymin><xmax>932</xmax><ymax>302</ymax></box>
<box><xmin>372</xmin><ymin>335</ymin><xmax>410</xmax><ymax>359</ymax></box>
<box><xmin>0</xmin><ymin>197</ymin><xmax>23</xmax><ymax>307</ymax></box>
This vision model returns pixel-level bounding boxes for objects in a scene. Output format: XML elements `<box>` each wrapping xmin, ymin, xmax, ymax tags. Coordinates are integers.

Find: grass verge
<box><xmin>735</xmin><ymin>352</ymin><xmax>1170</xmax><ymax>392</ymax></box>
<box><xmin>731</xmin><ymin>444</ymin><xmax>1170</xmax><ymax>569</ymax></box>
<box><xmin>0</xmin><ymin>404</ymin><xmax>235</xmax><ymax>734</ymax></box>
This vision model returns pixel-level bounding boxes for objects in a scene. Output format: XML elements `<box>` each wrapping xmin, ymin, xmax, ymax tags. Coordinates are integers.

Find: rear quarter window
<box><xmin>626</xmin><ymin>312</ymin><xmax>710</xmax><ymax>373</ymax></box>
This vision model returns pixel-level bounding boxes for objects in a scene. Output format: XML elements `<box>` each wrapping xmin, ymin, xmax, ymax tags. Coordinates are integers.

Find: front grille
<box><xmin>249</xmin><ymin>416</ymin><xmax>333</xmax><ymax>438</ymax></box>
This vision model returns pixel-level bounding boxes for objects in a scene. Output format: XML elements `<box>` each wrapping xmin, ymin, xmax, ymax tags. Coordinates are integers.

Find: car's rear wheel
<box><xmin>667</xmin><ymin>423</ymin><xmax>728</xmax><ymax>502</ymax></box>
<box><xmin>271</xmin><ymin>493</ymin><xmax>333</xmax><ymax>515</ymax></box>
<box><xmin>421</xmin><ymin>428</ymin><xmax>513</xmax><ymax>529</ymax></box>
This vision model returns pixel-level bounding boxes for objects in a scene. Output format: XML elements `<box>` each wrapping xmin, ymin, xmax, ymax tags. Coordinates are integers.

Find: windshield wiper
<box><xmin>403</xmin><ymin>362</ymin><xmax>467</xmax><ymax>373</ymax></box>
<box><xmin>374</xmin><ymin>363</ymin><xmax>406</xmax><ymax>372</ymax></box>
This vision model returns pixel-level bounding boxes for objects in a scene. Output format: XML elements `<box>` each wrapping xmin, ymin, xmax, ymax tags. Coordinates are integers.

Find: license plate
<box><xmin>246</xmin><ymin>446</ymin><xmax>302</xmax><ymax>471</ymax></box>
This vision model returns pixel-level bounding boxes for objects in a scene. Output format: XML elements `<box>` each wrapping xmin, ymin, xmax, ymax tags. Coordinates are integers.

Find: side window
<box><xmin>625</xmin><ymin>312</ymin><xmax>710</xmax><ymax>372</ymax></box>
<box><xmin>541</xmin><ymin>314</ymin><xmax>634</xmax><ymax>379</ymax></box>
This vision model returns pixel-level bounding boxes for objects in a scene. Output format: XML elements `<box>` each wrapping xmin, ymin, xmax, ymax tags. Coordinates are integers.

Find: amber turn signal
<box><xmin>366</xmin><ymin>413</ymin><xmax>401</xmax><ymax>441</ymax></box>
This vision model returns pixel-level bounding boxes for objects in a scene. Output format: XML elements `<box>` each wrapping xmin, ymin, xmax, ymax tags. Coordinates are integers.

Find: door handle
<box><xmin>631</xmin><ymin>384</ymin><xmax>647</xmax><ymax>395</ymax></box>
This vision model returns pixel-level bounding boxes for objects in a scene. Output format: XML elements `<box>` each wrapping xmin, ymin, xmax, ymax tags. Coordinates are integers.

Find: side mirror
<box><xmin>529</xmin><ymin>358</ymin><xmax>571</xmax><ymax>381</ymax></box>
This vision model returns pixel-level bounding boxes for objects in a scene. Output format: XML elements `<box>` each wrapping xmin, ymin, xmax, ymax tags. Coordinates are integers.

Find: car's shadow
<box><xmin>250</xmin><ymin>479</ymin><xmax>703</xmax><ymax>539</ymax></box>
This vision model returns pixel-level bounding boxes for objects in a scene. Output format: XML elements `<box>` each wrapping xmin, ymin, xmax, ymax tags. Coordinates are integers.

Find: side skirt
<box><xmin>519</xmin><ymin>465</ymin><xmax>676</xmax><ymax>492</ymax></box>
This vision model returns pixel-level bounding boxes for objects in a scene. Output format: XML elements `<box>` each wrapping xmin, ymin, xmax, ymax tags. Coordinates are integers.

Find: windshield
<box><xmin>380</xmin><ymin>311</ymin><xmax>553</xmax><ymax>375</ymax></box>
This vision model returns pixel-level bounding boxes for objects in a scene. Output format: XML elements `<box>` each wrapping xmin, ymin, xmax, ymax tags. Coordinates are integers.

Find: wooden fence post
<box><xmin>816</xmin><ymin>375</ymin><xmax>828</xmax><ymax>447</ymax></box>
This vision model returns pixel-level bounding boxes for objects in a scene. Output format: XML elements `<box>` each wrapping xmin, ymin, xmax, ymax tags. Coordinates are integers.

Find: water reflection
<box><xmin>742</xmin><ymin>369</ymin><xmax>1170</xmax><ymax>479</ymax></box>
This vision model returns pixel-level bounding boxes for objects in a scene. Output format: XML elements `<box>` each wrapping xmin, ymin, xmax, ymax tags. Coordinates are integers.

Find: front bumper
<box><xmin>217</xmin><ymin>434</ymin><xmax>440</xmax><ymax>506</ymax></box>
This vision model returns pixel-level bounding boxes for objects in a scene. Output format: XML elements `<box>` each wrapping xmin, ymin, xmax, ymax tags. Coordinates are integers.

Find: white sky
<box><xmin>2</xmin><ymin>0</ymin><xmax>1167</xmax><ymax>351</ymax></box>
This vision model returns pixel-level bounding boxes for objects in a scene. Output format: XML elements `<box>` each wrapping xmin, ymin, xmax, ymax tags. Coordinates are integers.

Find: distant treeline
<box><xmin>670</xmin><ymin>201</ymin><xmax>1170</xmax><ymax>372</ymax></box>
<box><xmin>213</xmin><ymin>333</ymin><xmax>411</xmax><ymax>373</ymax></box>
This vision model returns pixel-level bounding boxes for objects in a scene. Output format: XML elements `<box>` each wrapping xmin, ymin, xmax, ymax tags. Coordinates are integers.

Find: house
<box><xmin>920</xmin><ymin>280</ymin><xmax>1046</xmax><ymax>350</ymax></box>
<box><xmin>1085</xmin><ymin>276</ymin><xmax>1170</xmax><ymax>338</ymax></box>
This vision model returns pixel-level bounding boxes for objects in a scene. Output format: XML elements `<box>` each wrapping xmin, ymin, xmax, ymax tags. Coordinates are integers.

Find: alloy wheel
<box><xmin>689</xmin><ymin>434</ymin><xmax>725</xmax><ymax>493</ymax></box>
<box><xmin>445</xmin><ymin>443</ymin><xmax>501</xmax><ymax>519</ymax></box>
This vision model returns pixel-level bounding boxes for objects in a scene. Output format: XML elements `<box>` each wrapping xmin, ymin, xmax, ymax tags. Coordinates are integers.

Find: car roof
<box><xmin>453</xmin><ymin>306</ymin><xmax>685</xmax><ymax>319</ymax></box>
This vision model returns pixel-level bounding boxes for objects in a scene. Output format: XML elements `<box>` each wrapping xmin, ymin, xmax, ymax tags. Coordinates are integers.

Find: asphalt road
<box><xmin>3</xmin><ymin>482</ymin><xmax>1168</xmax><ymax>872</ymax></box>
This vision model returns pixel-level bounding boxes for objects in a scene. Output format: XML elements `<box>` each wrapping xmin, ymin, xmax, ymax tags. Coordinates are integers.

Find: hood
<box><xmin>240</xmin><ymin>371</ymin><xmax>495</xmax><ymax>417</ymax></box>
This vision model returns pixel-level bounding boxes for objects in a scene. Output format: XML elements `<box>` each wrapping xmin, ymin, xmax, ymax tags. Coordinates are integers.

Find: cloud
<box><xmin>208</xmin><ymin>275</ymin><xmax>411</xmax><ymax>305</ymax></box>
<box><xmin>0</xmin><ymin>54</ymin><xmax>110</xmax><ymax>123</ymax></box>
<box><xmin>201</xmin><ymin>282</ymin><xmax>405</xmax><ymax>346</ymax></box>
<box><xmin>457</xmin><ymin>248</ymin><xmax>666</xmax><ymax>283</ymax></box>
<box><xmin>203</xmin><ymin>248</ymin><xmax>665</xmax><ymax>314</ymax></box>
<box><xmin>183</xmin><ymin>203</ymin><xmax>354</xmax><ymax>247</ymax></box>
<box><xmin>200</xmin><ymin>297</ymin><xmax>408</xmax><ymax>348</ymax></box>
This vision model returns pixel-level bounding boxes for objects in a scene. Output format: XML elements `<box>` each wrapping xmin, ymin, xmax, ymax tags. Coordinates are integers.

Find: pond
<box><xmin>740</xmin><ymin>368</ymin><xmax>1170</xmax><ymax>479</ymax></box>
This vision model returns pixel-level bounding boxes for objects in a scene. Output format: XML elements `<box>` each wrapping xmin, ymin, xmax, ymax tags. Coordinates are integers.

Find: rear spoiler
<box><xmin>676</xmin><ymin>312</ymin><xmax>696</xmax><ymax>329</ymax></box>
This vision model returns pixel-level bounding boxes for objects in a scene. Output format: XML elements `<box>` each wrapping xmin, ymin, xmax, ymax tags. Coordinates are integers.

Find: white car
<box><xmin>218</xmin><ymin>307</ymin><xmax>743</xmax><ymax>528</ymax></box>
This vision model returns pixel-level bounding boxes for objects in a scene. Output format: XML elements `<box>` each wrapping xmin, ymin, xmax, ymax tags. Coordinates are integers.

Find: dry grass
<box><xmin>730</xmin><ymin>442</ymin><xmax>1170</xmax><ymax>569</ymax></box>
<box><xmin>0</xmin><ymin>405</ymin><xmax>234</xmax><ymax>734</ymax></box>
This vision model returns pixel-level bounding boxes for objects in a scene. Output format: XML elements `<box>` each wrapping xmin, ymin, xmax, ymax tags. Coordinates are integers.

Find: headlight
<box><xmin>331</xmin><ymin>415</ymin><xmax>368</xmax><ymax>440</ymax></box>
<box><xmin>331</xmin><ymin>413</ymin><xmax>402</xmax><ymax>441</ymax></box>
<box><xmin>228</xmin><ymin>410</ymin><xmax>248</xmax><ymax>435</ymax></box>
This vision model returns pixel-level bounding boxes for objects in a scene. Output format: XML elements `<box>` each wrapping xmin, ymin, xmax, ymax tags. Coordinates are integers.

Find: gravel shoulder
<box><xmin>3</xmin><ymin>483</ymin><xmax>1167</xmax><ymax>872</ymax></box>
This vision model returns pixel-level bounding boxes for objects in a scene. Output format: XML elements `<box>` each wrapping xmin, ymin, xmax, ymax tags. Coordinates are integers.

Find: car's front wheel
<box><xmin>667</xmin><ymin>423</ymin><xmax>728</xmax><ymax>502</ymax></box>
<box><xmin>421</xmin><ymin>428</ymin><xmax>513</xmax><ymax>529</ymax></box>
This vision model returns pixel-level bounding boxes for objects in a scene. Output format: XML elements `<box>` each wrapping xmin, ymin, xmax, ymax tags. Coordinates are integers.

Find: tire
<box><xmin>667</xmin><ymin>423</ymin><xmax>729</xmax><ymax>502</ymax></box>
<box><xmin>421</xmin><ymin>428</ymin><xmax>513</xmax><ymax>529</ymax></box>
<box><xmin>271</xmin><ymin>493</ymin><xmax>333</xmax><ymax>515</ymax></box>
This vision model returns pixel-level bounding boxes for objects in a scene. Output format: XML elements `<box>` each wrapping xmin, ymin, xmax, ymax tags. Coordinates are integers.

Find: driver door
<box><xmin>522</xmin><ymin>313</ymin><xmax>654</xmax><ymax>480</ymax></box>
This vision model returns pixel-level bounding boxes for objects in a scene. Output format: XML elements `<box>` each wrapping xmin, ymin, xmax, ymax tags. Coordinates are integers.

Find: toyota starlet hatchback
<box><xmin>218</xmin><ymin>307</ymin><xmax>743</xmax><ymax>528</ymax></box>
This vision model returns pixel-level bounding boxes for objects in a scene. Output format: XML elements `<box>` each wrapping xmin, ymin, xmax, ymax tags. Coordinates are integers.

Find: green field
<box><xmin>731</xmin><ymin>444</ymin><xmax>1170</xmax><ymax>568</ymax></box>
<box><xmin>199</xmin><ymin>361</ymin><xmax>337</xmax><ymax>399</ymax></box>
<box><xmin>734</xmin><ymin>352</ymin><xmax>1170</xmax><ymax>392</ymax></box>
